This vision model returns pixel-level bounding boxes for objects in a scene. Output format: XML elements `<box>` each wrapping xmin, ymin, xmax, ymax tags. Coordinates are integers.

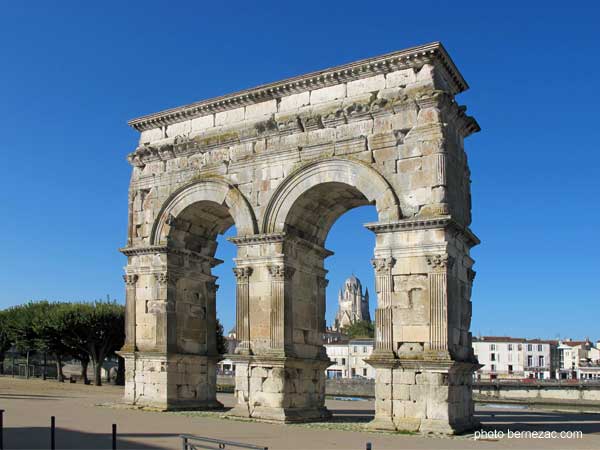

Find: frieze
<box><xmin>126</xmin><ymin>90</ymin><xmax>431</xmax><ymax>170</ymax></box>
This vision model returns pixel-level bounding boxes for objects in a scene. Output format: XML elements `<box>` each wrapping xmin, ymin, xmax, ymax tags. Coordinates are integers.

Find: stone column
<box><xmin>426</xmin><ymin>254</ymin><xmax>454</xmax><ymax>352</ymax></box>
<box><xmin>372</xmin><ymin>257</ymin><xmax>396</xmax><ymax>357</ymax></box>
<box><xmin>122</xmin><ymin>274</ymin><xmax>138</xmax><ymax>352</ymax></box>
<box><xmin>316</xmin><ymin>276</ymin><xmax>328</xmax><ymax>334</ymax></box>
<box><xmin>205</xmin><ymin>280</ymin><xmax>218</xmax><ymax>356</ymax></box>
<box><xmin>150</xmin><ymin>272</ymin><xmax>177</xmax><ymax>352</ymax></box>
<box><xmin>267</xmin><ymin>264</ymin><xmax>295</xmax><ymax>354</ymax></box>
<box><xmin>233</xmin><ymin>266</ymin><xmax>253</xmax><ymax>355</ymax></box>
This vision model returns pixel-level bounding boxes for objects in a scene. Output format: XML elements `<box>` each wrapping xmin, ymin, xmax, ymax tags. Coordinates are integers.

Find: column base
<box><xmin>122</xmin><ymin>352</ymin><xmax>221</xmax><ymax>411</ymax></box>
<box><xmin>228</xmin><ymin>405</ymin><xmax>331</xmax><ymax>423</ymax></box>
<box><xmin>367</xmin><ymin>358</ymin><xmax>480</xmax><ymax>435</ymax></box>
<box><xmin>229</xmin><ymin>354</ymin><xmax>331</xmax><ymax>423</ymax></box>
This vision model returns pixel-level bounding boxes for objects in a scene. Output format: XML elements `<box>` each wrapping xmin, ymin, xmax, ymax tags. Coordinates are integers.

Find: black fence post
<box><xmin>112</xmin><ymin>424</ymin><xmax>117</xmax><ymax>450</ymax></box>
<box><xmin>50</xmin><ymin>416</ymin><xmax>55</xmax><ymax>450</ymax></box>
<box><xmin>1</xmin><ymin>409</ymin><xmax>5</xmax><ymax>450</ymax></box>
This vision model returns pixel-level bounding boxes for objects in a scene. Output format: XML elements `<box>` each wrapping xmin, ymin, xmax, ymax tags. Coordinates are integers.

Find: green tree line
<box><xmin>0</xmin><ymin>301</ymin><xmax>124</xmax><ymax>386</ymax></box>
<box><xmin>0</xmin><ymin>300</ymin><xmax>228</xmax><ymax>386</ymax></box>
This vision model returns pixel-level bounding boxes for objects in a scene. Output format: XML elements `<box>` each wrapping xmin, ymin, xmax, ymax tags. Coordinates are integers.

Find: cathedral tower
<box><xmin>334</xmin><ymin>275</ymin><xmax>371</xmax><ymax>330</ymax></box>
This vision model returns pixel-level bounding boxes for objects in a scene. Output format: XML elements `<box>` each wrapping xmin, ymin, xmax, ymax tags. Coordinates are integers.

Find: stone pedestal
<box><xmin>367</xmin><ymin>355</ymin><xmax>480</xmax><ymax>433</ymax></box>
<box><xmin>227</xmin><ymin>355</ymin><xmax>331</xmax><ymax>422</ymax></box>
<box><xmin>120</xmin><ymin>351</ymin><xmax>222</xmax><ymax>410</ymax></box>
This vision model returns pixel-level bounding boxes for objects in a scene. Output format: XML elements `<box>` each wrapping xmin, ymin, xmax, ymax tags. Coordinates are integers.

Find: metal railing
<box><xmin>180</xmin><ymin>435</ymin><xmax>267</xmax><ymax>450</ymax></box>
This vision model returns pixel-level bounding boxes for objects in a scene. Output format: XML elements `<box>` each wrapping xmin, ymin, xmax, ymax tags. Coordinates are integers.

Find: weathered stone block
<box><xmin>347</xmin><ymin>74</ymin><xmax>385</xmax><ymax>97</ymax></box>
<box><xmin>310</xmin><ymin>84</ymin><xmax>346</xmax><ymax>104</ymax></box>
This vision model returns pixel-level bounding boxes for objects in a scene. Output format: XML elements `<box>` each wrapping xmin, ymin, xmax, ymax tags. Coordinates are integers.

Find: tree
<box><xmin>3</xmin><ymin>303</ymin><xmax>40</xmax><ymax>378</ymax></box>
<box><xmin>0</xmin><ymin>310</ymin><xmax>12</xmax><ymax>374</ymax></box>
<box><xmin>216</xmin><ymin>318</ymin><xmax>227</xmax><ymax>355</ymax></box>
<box><xmin>59</xmin><ymin>302</ymin><xmax>125</xmax><ymax>386</ymax></box>
<box><xmin>30</xmin><ymin>301</ymin><xmax>73</xmax><ymax>382</ymax></box>
<box><xmin>341</xmin><ymin>320</ymin><xmax>374</xmax><ymax>339</ymax></box>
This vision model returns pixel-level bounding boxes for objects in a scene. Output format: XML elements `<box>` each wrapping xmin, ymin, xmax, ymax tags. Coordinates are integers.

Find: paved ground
<box><xmin>1</xmin><ymin>377</ymin><xmax>600</xmax><ymax>449</ymax></box>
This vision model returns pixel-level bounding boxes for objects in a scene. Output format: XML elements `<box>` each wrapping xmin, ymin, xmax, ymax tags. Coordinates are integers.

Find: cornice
<box><xmin>119</xmin><ymin>245</ymin><xmax>224</xmax><ymax>266</ymax></box>
<box><xmin>119</xmin><ymin>245</ymin><xmax>168</xmax><ymax>256</ymax></box>
<box><xmin>364</xmin><ymin>216</ymin><xmax>480</xmax><ymax>247</ymax></box>
<box><xmin>128</xmin><ymin>42</ymin><xmax>468</xmax><ymax>132</ymax></box>
<box><xmin>228</xmin><ymin>232</ymin><xmax>286</xmax><ymax>246</ymax></box>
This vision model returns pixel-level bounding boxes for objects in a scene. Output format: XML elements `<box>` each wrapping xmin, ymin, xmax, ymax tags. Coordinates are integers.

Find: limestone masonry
<box><xmin>119</xmin><ymin>41</ymin><xmax>481</xmax><ymax>433</ymax></box>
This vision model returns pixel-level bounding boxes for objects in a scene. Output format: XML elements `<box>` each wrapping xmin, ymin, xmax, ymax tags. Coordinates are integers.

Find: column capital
<box><xmin>123</xmin><ymin>274</ymin><xmax>138</xmax><ymax>285</ymax></box>
<box><xmin>426</xmin><ymin>254</ymin><xmax>454</xmax><ymax>271</ymax></box>
<box><xmin>371</xmin><ymin>257</ymin><xmax>396</xmax><ymax>273</ymax></box>
<box><xmin>233</xmin><ymin>266</ymin><xmax>253</xmax><ymax>282</ymax></box>
<box><xmin>154</xmin><ymin>272</ymin><xmax>178</xmax><ymax>285</ymax></box>
<box><xmin>268</xmin><ymin>264</ymin><xmax>295</xmax><ymax>281</ymax></box>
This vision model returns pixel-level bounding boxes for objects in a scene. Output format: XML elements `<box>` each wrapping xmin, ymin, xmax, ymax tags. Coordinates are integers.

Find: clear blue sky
<box><xmin>1</xmin><ymin>2</ymin><xmax>598</xmax><ymax>340</ymax></box>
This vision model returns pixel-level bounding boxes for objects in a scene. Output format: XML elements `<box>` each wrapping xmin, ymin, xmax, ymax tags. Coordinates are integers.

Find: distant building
<box><xmin>324</xmin><ymin>338</ymin><xmax>374</xmax><ymax>379</ymax></box>
<box><xmin>333</xmin><ymin>275</ymin><xmax>371</xmax><ymax>331</ymax></box>
<box><xmin>472</xmin><ymin>336</ymin><xmax>558</xmax><ymax>380</ymax></box>
<box><xmin>557</xmin><ymin>338</ymin><xmax>597</xmax><ymax>379</ymax></box>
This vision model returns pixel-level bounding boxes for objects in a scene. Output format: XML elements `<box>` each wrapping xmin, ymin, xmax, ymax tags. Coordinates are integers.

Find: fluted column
<box><xmin>233</xmin><ymin>266</ymin><xmax>253</xmax><ymax>355</ymax></box>
<box><xmin>426</xmin><ymin>254</ymin><xmax>454</xmax><ymax>351</ymax></box>
<box><xmin>268</xmin><ymin>264</ymin><xmax>295</xmax><ymax>353</ymax></box>
<box><xmin>151</xmin><ymin>272</ymin><xmax>177</xmax><ymax>352</ymax></box>
<box><xmin>122</xmin><ymin>274</ymin><xmax>138</xmax><ymax>352</ymax></box>
<box><xmin>372</xmin><ymin>257</ymin><xmax>396</xmax><ymax>357</ymax></box>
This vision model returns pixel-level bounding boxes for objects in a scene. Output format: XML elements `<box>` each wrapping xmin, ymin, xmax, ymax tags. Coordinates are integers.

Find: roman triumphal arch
<box><xmin>119</xmin><ymin>42</ymin><xmax>480</xmax><ymax>433</ymax></box>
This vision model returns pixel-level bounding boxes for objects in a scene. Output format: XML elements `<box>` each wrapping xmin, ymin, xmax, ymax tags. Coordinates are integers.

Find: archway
<box><xmin>122</xmin><ymin>180</ymin><xmax>256</xmax><ymax>410</ymax></box>
<box><xmin>122</xmin><ymin>42</ymin><xmax>481</xmax><ymax>432</ymax></box>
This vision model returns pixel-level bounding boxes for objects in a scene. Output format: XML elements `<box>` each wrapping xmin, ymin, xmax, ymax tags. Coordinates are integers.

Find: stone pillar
<box><xmin>151</xmin><ymin>272</ymin><xmax>176</xmax><ymax>352</ymax></box>
<box><xmin>426</xmin><ymin>254</ymin><xmax>453</xmax><ymax>352</ymax></box>
<box><xmin>267</xmin><ymin>264</ymin><xmax>295</xmax><ymax>355</ymax></box>
<box><xmin>372</xmin><ymin>257</ymin><xmax>396</xmax><ymax>358</ymax></box>
<box><xmin>365</xmin><ymin>218</ymin><xmax>480</xmax><ymax>434</ymax></box>
<box><xmin>205</xmin><ymin>280</ymin><xmax>218</xmax><ymax>356</ymax></box>
<box><xmin>233</xmin><ymin>266</ymin><xmax>253</xmax><ymax>355</ymax></box>
<box><xmin>316</xmin><ymin>276</ymin><xmax>328</xmax><ymax>334</ymax></box>
<box><xmin>122</xmin><ymin>274</ymin><xmax>138</xmax><ymax>352</ymax></box>
<box><xmin>227</xmin><ymin>233</ymin><xmax>330</xmax><ymax>423</ymax></box>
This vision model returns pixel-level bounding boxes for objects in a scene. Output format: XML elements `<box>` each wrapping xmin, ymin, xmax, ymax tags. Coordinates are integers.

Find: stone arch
<box><xmin>151</xmin><ymin>178</ymin><xmax>257</xmax><ymax>246</ymax></box>
<box><xmin>263</xmin><ymin>158</ymin><xmax>401</xmax><ymax>244</ymax></box>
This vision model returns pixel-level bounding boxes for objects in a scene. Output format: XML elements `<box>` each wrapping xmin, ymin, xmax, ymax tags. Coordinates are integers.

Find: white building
<box><xmin>557</xmin><ymin>339</ymin><xmax>599</xmax><ymax>379</ymax></box>
<box><xmin>324</xmin><ymin>338</ymin><xmax>375</xmax><ymax>379</ymax></box>
<box><xmin>473</xmin><ymin>337</ymin><xmax>525</xmax><ymax>380</ymax></box>
<box><xmin>473</xmin><ymin>336</ymin><xmax>557</xmax><ymax>380</ymax></box>
<box><xmin>348</xmin><ymin>339</ymin><xmax>375</xmax><ymax>379</ymax></box>
<box><xmin>325</xmin><ymin>343</ymin><xmax>349</xmax><ymax>379</ymax></box>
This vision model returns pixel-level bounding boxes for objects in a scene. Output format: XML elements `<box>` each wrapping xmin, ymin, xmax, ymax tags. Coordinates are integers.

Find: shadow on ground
<box><xmin>477</xmin><ymin>410</ymin><xmax>600</xmax><ymax>434</ymax></box>
<box><xmin>3</xmin><ymin>428</ymin><xmax>171</xmax><ymax>449</ymax></box>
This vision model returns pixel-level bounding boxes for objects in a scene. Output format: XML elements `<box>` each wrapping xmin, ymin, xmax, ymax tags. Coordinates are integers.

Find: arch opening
<box><xmin>283</xmin><ymin>182</ymin><xmax>372</xmax><ymax>247</ymax></box>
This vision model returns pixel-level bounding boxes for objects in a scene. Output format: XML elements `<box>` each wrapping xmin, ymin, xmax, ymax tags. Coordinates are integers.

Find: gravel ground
<box><xmin>1</xmin><ymin>377</ymin><xmax>599</xmax><ymax>449</ymax></box>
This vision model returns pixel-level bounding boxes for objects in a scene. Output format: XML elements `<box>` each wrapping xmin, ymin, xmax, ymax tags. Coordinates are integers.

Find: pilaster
<box><xmin>233</xmin><ymin>266</ymin><xmax>253</xmax><ymax>355</ymax></box>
